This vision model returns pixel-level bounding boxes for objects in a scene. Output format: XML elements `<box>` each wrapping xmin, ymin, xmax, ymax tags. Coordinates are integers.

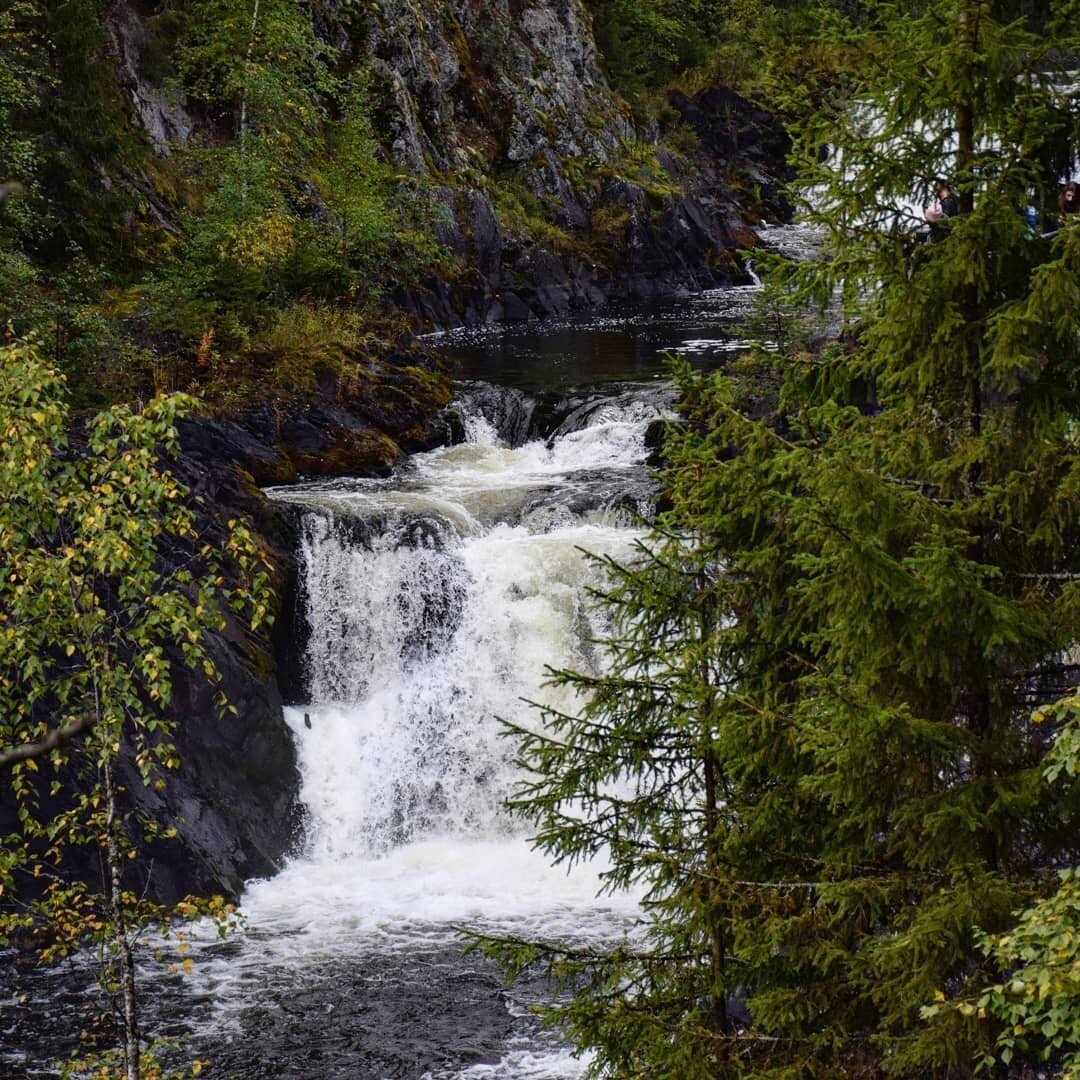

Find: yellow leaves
<box><xmin>934</xmin><ymin>990</ymin><xmax>945</xmax><ymax>1002</ymax></box>
<box><xmin>65</xmin><ymin>643</ymin><xmax>76</xmax><ymax>657</ymax></box>
<box><xmin>217</xmin><ymin>210</ymin><xmax>296</xmax><ymax>271</ymax></box>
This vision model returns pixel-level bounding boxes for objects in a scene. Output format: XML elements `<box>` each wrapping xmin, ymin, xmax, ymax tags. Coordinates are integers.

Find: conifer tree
<box><xmin>487</xmin><ymin>1</ymin><xmax>1080</xmax><ymax>1075</ymax></box>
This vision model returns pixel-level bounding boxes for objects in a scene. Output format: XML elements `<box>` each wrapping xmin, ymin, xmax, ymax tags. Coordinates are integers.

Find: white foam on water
<box><xmin>169</xmin><ymin>392</ymin><xmax>661</xmax><ymax>1064</ymax></box>
<box><xmin>428</xmin><ymin>1047</ymin><xmax>595</xmax><ymax>1080</ymax></box>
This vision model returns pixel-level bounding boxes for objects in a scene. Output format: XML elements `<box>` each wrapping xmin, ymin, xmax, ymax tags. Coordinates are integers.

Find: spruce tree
<box><xmin>486</xmin><ymin>1</ymin><xmax>1080</xmax><ymax>1075</ymax></box>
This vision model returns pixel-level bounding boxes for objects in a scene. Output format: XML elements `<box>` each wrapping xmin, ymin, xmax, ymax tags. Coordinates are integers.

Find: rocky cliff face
<box><xmin>356</xmin><ymin>0</ymin><xmax>790</xmax><ymax>324</ymax></box>
<box><xmin>103</xmin><ymin>0</ymin><xmax>790</xmax><ymax>328</ymax></box>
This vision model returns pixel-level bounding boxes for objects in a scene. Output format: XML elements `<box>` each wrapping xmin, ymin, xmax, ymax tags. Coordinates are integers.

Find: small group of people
<box><xmin>923</xmin><ymin>178</ymin><xmax>958</xmax><ymax>224</ymax></box>
<box><xmin>920</xmin><ymin>177</ymin><xmax>1080</xmax><ymax>238</ymax></box>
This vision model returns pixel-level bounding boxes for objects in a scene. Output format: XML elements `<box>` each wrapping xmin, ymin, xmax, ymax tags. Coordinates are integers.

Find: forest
<box><xmin>2</xmin><ymin>0</ymin><xmax>1080</xmax><ymax>1077</ymax></box>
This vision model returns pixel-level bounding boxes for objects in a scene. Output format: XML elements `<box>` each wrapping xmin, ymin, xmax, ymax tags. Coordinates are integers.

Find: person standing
<box><xmin>924</xmin><ymin>177</ymin><xmax>958</xmax><ymax>223</ymax></box>
<box><xmin>1059</xmin><ymin>180</ymin><xmax>1080</xmax><ymax>223</ymax></box>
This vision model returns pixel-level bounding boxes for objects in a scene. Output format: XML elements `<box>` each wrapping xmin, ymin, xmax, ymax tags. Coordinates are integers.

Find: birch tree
<box><xmin>0</xmin><ymin>336</ymin><xmax>272</xmax><ymax>1079</ymax></box>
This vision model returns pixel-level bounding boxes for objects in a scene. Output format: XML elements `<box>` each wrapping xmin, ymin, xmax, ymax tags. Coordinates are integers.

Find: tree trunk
<box><xmin>698</xmin><ymin>564</ymin><xmax>727</xmax><ymax>1036</ymax></box>
<box><xmin>239</xmin><ymin>0</ymin><xmax>261</xmax><ymax>208</ymax></box>
<box><xmin>105</xmin><ymin>761</ymin><xmax>140</xmax><ymax>1080</ymax></box>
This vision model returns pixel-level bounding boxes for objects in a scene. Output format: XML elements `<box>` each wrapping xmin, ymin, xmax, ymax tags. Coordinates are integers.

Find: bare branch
<box><xmin>0</xmin><ymin>714</ymin><xmax>93</xmax><ymax>767</ymax></box>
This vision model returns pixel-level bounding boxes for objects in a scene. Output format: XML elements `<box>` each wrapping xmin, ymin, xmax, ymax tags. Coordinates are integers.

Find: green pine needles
<box><xmin>482</xmin><ymin>2</ymin><xmax>1080</xmax><ymax>1076</ymax></box>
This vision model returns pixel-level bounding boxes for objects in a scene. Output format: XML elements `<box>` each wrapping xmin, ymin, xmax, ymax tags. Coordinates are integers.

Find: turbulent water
<box><xmin>1</xmin><ymin>255</ymin><xmax>814</xmax><ymax>1077</ymax></box>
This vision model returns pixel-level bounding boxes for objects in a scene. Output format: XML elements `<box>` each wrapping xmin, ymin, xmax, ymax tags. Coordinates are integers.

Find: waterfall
<box><xmin>238</xmin><ymin>383</ymin><xmax>667</xmax><ymax>948</ymax></box>
<box><xmin>291</xmin><ymin>509</ymin><xmax>618</xmax><ymax>859</ymax></box>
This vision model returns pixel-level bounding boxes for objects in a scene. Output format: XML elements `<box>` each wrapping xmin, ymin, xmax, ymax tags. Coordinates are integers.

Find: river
<box><xmin>1</xmin><ymin>234</ymin><xmax>812</xmax><ymax>1078</ymax></box>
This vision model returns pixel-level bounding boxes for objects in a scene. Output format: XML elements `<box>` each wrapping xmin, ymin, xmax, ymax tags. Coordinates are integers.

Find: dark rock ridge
<box><xmin>136</xmin><ymin>350</ymin><xmax>457</xmax><ymax>901</ymax></box>
<box><xmin>392</xmin><ymin>90</ymin><xmax>791</xmax><ymax>326</ymax></box>
<box><xmin>350</xmin><ymin>0</ymin><xmax>792</xmax><ymax>325</ymax></box>
<box><xmin>129</xmin><ymin>420</ymin><xmax>303</xmax><ymax>902</ymax></box>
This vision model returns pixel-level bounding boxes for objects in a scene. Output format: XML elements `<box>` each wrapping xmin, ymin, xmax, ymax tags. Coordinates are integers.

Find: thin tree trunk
<box><xmin>955</xmin><ymin>1</ymin><xmax>998</xmax><ymax>870</ymax></box>
<box><xmin>105</xmin><ymin>760</ymin><xmax>140</xmax><ymax>1080</ymax></box>
<box><xmin>239</xmin><ymin>0</ymin><xmax>261</xmax><ymax>208</ymax></box>
<box><xmin>703</xmin><ymin>754</ymin><xmax>727</xmax><ymax>1035</ymax></box>
<box><xmin>698</xmin><ymin>556</ymin><xmax>727</xmax><ymax>1036</ymax></box>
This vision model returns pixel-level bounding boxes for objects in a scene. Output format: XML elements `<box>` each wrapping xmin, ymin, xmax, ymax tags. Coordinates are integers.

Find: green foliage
<box><xmin>585</xmin><ymin>0</ymin><xmax>718</xmax><ymax>99</ymax></box>
<box><xmin>0</xmin><ymin>0</ymin><xmax>176</xmax><ymax>402</ymax></box>
<box><xmin>490</xmin><ymin>181</ymin><xmax>582</xmax><ymax>255</ymax></box>
<box><xmin>490</xmin><ymin>2</ymin><xmax>1080</xmax><ymax>1076</ymax></box>
<box><xmin>250</xmin><ymin>303</ymin><xmax>376</xmax><ymax>396</ymax></box>
<box><xmin>0</xmin><ymin>0</ymin><xmax>447</xmax><ymax>409</ymax></box>
<box><xmin>314</xmin><ymin>81</ymin><xmax>440</xmax><ymax>291</ymax></box>
<box><xmin>19</xmin><ymin>0</ymin><xmax>158</xmax><ymax>266</ymax></box>
<box><xmin>61</xmin><ymin>1037</ymin><xmax>212</xmax><ymax>1080</ymax></box>
<box><xmin>584</xmin><ymin>0</ymin><xmax>859</xmax><ymax>116</ymax></box>
<box><xmin>0</xmin><ymin>0</ymin><xmax>47</xmax><ymax>245</ymax></box>
<box><xmin>481</xmin><ymin>520</ymin><xmax>740</xmax><ymax>1077</ymax></box>
<box><xmin>174</xmin><ymin>0</ymin><xmax>336</xmax><ymax>147</ymax></box>
<box><xmin>0</xmin><ymin>336</ymin><xmax>273</xmax><ymax>1073</ymax></box>
<box><xmin>146</xmin><ymin>57</ymin><xmax>447</xmax><ymax>361</ymax></box>
<box><xmin>932</xmin><ymin>691</ymin><xmax>1080</xmax><ymax>1075</ymax></box>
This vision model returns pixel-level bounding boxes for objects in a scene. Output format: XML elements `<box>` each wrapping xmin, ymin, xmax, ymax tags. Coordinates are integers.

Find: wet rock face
<box><xmin>364</xmin><ymin>0</ymin><xmax>791</xmax><ymax>329</ymax></box>
<box><xmin>0</xmin><ymin>420</ymin><xmax>304</xmax><ymax>907</ymax></box>
<box><xmin>131</xmin><ymin>419</ymin><xmax>307</xmax><ymax>902</ymax></box>
<box><xmin>669</xmin><ymin>86</ymin><xmax>793</xmax><ymax>221</ymax></box>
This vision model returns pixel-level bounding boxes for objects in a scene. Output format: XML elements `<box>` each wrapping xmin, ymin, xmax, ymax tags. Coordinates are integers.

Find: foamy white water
<box><xmin>257</xmin><ymin>389</ymin><xmax>656</xmax><ymax>927</ymax></box>
<box><xmin>166</xmin><ymin>384</ymin><xmax>661</xmax><ymax>1075</ymax></box>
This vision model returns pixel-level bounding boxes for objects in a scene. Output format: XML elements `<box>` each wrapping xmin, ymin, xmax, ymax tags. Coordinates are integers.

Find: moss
<box><xmin>590</xmin><ymin>203</ymin><xmax>632</xmax><ymax>254</ymax></box>
<box><xmin>293</xmin><ymin>428</ymin><xmax>401</xmax><ymax>477</ymax></box>
<box><xmin>488</xmin><ymin>180</ymin><xmax>584</xmax><ymax>257</ymax></box>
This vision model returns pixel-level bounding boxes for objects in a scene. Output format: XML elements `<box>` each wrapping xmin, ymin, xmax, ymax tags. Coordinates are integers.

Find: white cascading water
<box><xmin>171</xmin><ymin>384</ymin><xmax>671</xmax><ymax>1077</ymax></box>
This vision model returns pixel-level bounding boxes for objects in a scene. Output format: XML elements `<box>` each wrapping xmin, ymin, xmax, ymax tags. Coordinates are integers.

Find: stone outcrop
<box><xmin>355</xmin><ymin>0</ymin><xmax>791</xmax><ymax>326</ymax></box>
<box><xmin>103</xmin><ymin>0</ymin><xmax>791</xmax><ymax>329</ymax></box>
<box><xmin>134</xmin><ymin>420</ymin><xmax>303</xmax><ymax>901</ymax></box>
